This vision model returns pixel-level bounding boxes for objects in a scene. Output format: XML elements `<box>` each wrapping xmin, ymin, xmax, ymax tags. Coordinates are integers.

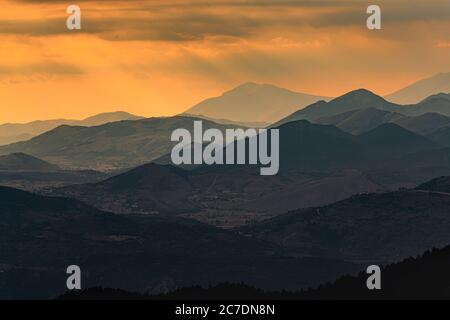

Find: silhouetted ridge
<box><xmin>275</xmin><ymin>88</ymin><xmax>402</xmax><ymax>125</ymax></box>
<box><xmin>56</xmin><ymin>244</ymin><xmax>450</xmax><ymax>300</ymax></box>
<box><xmin>416</xmin><ymin>176</ymin><xmax>450</xmax><ymax>193</ymax></box>
<box><xmin>358</xmin><ymin>123</ymin><xmax>437</xmax><ymax>155</ymax></box>
<box><xmin>386</xmin><ymin>72</ymin><xmax>450</xmax><ymax>104</ymax></box>
<box><xmin>331</xmin><ymin>88</ymin><xmax>386</xmax><ymax>104</ymax></box>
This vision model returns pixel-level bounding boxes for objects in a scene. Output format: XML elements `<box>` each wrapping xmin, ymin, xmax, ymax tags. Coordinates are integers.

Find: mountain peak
<box><xmin>274</xmin><ymin>88</ymin><xmax>398</xmax><ymax>126</ymax></box>
<box><xmin>81</xmin><ymin>111</ymin><xmax>143</xmax><ymax>126</ymax></box>
<box><xmin>420</xmin><ymin>92</ymin><xmax>450</xmax><ymax>103</ymax></box>
<box><xmin>335</xmin><ymin>88</ymin><xmax>383</xmax><ymax>101</ymax></box>
<box><xmin>386</xmin><ymin>72</ymin><xmax>450</xmax><ymax>104</ymax></box>
<box><xmin>185</xmin><ymin>83</ymin><xmax>330</xmax><ymax>123</ymax></box>
<box><xmin>225</xmin><ymin>82</ymin><xmax>295</xmax><ymax>96</ymax></box>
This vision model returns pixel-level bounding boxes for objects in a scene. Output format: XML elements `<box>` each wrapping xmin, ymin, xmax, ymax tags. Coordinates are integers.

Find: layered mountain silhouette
<box><xmin>0</xmin><ymin>111</ymin><xmax>143</xmax><ymax>146</ymax></box>
<box><xmin>185</xmin><ymin>82</ymin><xmax>331</xmax><ymax>123</ymax></box>
<box><xmin>53</xmin><ymin>163</ymin><xmax>197</xmax><ymax>214</ymax></box>
<box><xmin>0</xmin><ymin>152</ymin><xmax>59</xmax><ymax>171</ymax></box>
<box><xmin>243</xmin><ymin>186</ymin><xmax>450</xmax><ymax>263</ymax></box>
<box><xmin>0</xmin><ymin>116</ymin><xmax>232</xmax><ymax>170</ymax></box>
<box><xmin>394</xmin><ymin>112</ymin><xmax>450</xmax><ymax>135</ymax></box>
<box><xmin>3</xmin><ymin>76</ymin><xmax>450</xmax><ymax>300</ymax></box>
<box><xmin>314</xmin><ymin>108</ymin><xmax>404</xmax><ymax>135</ymax></box>
<box><xmin>0</xmin><ymin>186</ymin><xmax>361</xmax><ymax>299</ymax></box>
<box><xmin>273</xmin><ymin>89</ymin><xmax>402</xmax><ymax>125</ymax></box>
<box><xmin>357</xmin><ymin>123</ymin><xmax>437</xmax><ymax>157</ymax></box>
<box><xmin>314</xmin><ymin>108</ymin><xmax>450</xmax><ymax>136</ymax></box>
<box><xmin>427</xmin><ymin>125</ymin><xmax>450</xmax><ymax>147</ymax></box>
<box><xmin>274</xmin><ymin>89</ymin><xmax>450</xmax><ymax>126</ymax></box>
<box><xmin>183</xmin><ymin>113</ymin><xmax>268</xmax><ymax>128</ymax></box>
<box><xmin>46</xmin><ymin>120</ymin><xmax>443</xmax><ymax>220</ymax></box>
<box><xmin>2</xmin><ymin>89</ymin><xmax>448</xmax><ymax>172</ymax></box>
<box><xmin>274</xmin><ymin>120</ymin><xmax>438</xmax><ymax>171</ymax></box>
<box><xmin>50</xmin><ymin>163</ymin><xmax>389</xmax><ymax>223</ymax></box>
<box><xmin>386</xmin><ymin>72</ymin><xmax>450</xmax><ymax>104</ymax></box>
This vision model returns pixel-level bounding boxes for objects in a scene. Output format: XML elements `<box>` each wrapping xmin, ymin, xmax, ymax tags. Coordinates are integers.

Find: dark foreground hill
<box><xmin>57</xmin><ymin>245</ymin><xmax>450</xmax><ymax>300</ymax></box>
<box><xmin>242</xmin><ymin>189</ymin><xmax>450</xmax><ymax>263</ymax></box>
<box><xmin>0</xmin><ymin>186</ymin><xmax>360</xmax><ymax>299</ymax></box>
<box><xmin>0</xmin><ymin>111</ymin><xmax>143</xmax><ymax>146</ymax></box>
<box><xmin>416</xmin><ymin>176</ymin><xmax>450</xmax><ymax>193</ymax></box>
<box><xmin>53</xmin><ymin>163</ymin><xmax>198</xmax><ymax>214</ymax></box>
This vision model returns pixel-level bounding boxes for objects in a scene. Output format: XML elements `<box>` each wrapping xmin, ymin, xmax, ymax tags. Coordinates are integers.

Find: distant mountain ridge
<box><xmin>46</xmin><ymin>120</ymin><xmax>441</xmax><ymax>221</ymax></box>
<box><xmin>0</xmin><ymin>111</ymin><xmax>144</xmax><ymax>146</ymax></box>
<box><xmin>274</xmin><ymin>89</ymin><xmax>450</xmax><ymax>127</ymax></box>
<box><xmin>185</xmin><ymin>82</ymin><xmax>331</xmax><ymax>123</ymax></box>
<box><xmin>0</xmin><ymin>116</ymin><xmax>233</xmax><ymax>170</ymax></box>
<box><xmin>314</xmin><ymin>108</ymin><xmax>404</xmax><ymax>135</ymax></box>
<box><xmin>386</xmin><ymin>72</ymin><xmax>450</xmax><ymax>104</ymax></box>
<box><xmin>313</xmin><ymin>108</ymin><xmax>450</xmax><ymax>136</ymax></box>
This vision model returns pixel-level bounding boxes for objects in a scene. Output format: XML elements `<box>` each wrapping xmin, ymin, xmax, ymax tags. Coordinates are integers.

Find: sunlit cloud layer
<box><xmin>0</xmin><ymin>0</ymin><xmax>449</xmax><ymax>123</ymax></box>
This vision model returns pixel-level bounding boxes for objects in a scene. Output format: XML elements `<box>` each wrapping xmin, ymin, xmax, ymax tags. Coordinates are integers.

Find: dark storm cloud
<box><xmin>3</xmin><ymin>0</ymin><xmax>450</xmax><ymax>41</ymax></box>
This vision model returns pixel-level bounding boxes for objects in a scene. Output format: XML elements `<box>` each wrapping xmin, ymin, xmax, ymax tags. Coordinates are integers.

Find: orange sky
<box><xmin>0</xmin><ymin>0</ymin><xmax>449</xmax><ymax>123</ymax></box>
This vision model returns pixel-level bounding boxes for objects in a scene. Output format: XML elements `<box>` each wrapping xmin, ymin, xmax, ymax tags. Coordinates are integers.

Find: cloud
<box><xmin>0</xmin><ymin>62</ymin><xmax>83</xmax><ymax>78</ymax></box>
<box><xmin>437</xmin><ymin>41</ymin><xmax>450</xmax><ymax>48</ymax></box>
<box><xmin>1</xmin><ymin>0</ymin><xmax>447</xmax><ymax>42</ymax></box>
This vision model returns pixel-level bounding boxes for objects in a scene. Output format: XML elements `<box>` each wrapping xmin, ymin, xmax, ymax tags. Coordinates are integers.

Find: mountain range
<box><xmin>0</xmin><ymin>186</ymin><xmax>360</xmax><ymax>299</ymax></box>
<box><xmin>185</xmin><ymin>73</ymin><xmax>449</xmax><ymax>125</ymax></box>
<box><xmin>45</xmin><ymin>119</ymin><xmax>444</xmax><ymax>227</ymax></box>
<box><xmin>2</xmin><ymin>73</ymin><xmax>450</xmax><ymax>299</ymax></box>
<box><xmin>242</xmin><ymin>188</ymin><xmax>450</xmax><ymax>263</ymax></box>
<box><xmin>273</xmin><ymin>89</ymin><xmax>450</xmax><ymax>126</ymax></box>
<box><xmin>0</xmin><ymin>116</ymin><xmax>233</xmax><ymax>171</ymax></box>
<box><xmin>315</xmin><ymin>108</ymin><xmax>450</xmax><ymax>148</ymax></box>
<box><xmin>0</xmin><ymin>111</ymin><xmax>143</xmax><ymax>146</ymax></box>
<box><xmin>185</xmin><ymin>82</ymin><xmax>331</xmax><ymax>124</ymax></box>
<box><xmin>4</xmin><ymin>174</ymin><xmax>450</xmax><ymax>298</ymax></box>
<box><xmin>0</xmin><ymin>85</ymin><xmax>448</xmax><ymax>172</ymax></box>
<box><xmin>385</xmin><ymin>72</ymin><xmax>450</xmax><ymax>104</ymax></box>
